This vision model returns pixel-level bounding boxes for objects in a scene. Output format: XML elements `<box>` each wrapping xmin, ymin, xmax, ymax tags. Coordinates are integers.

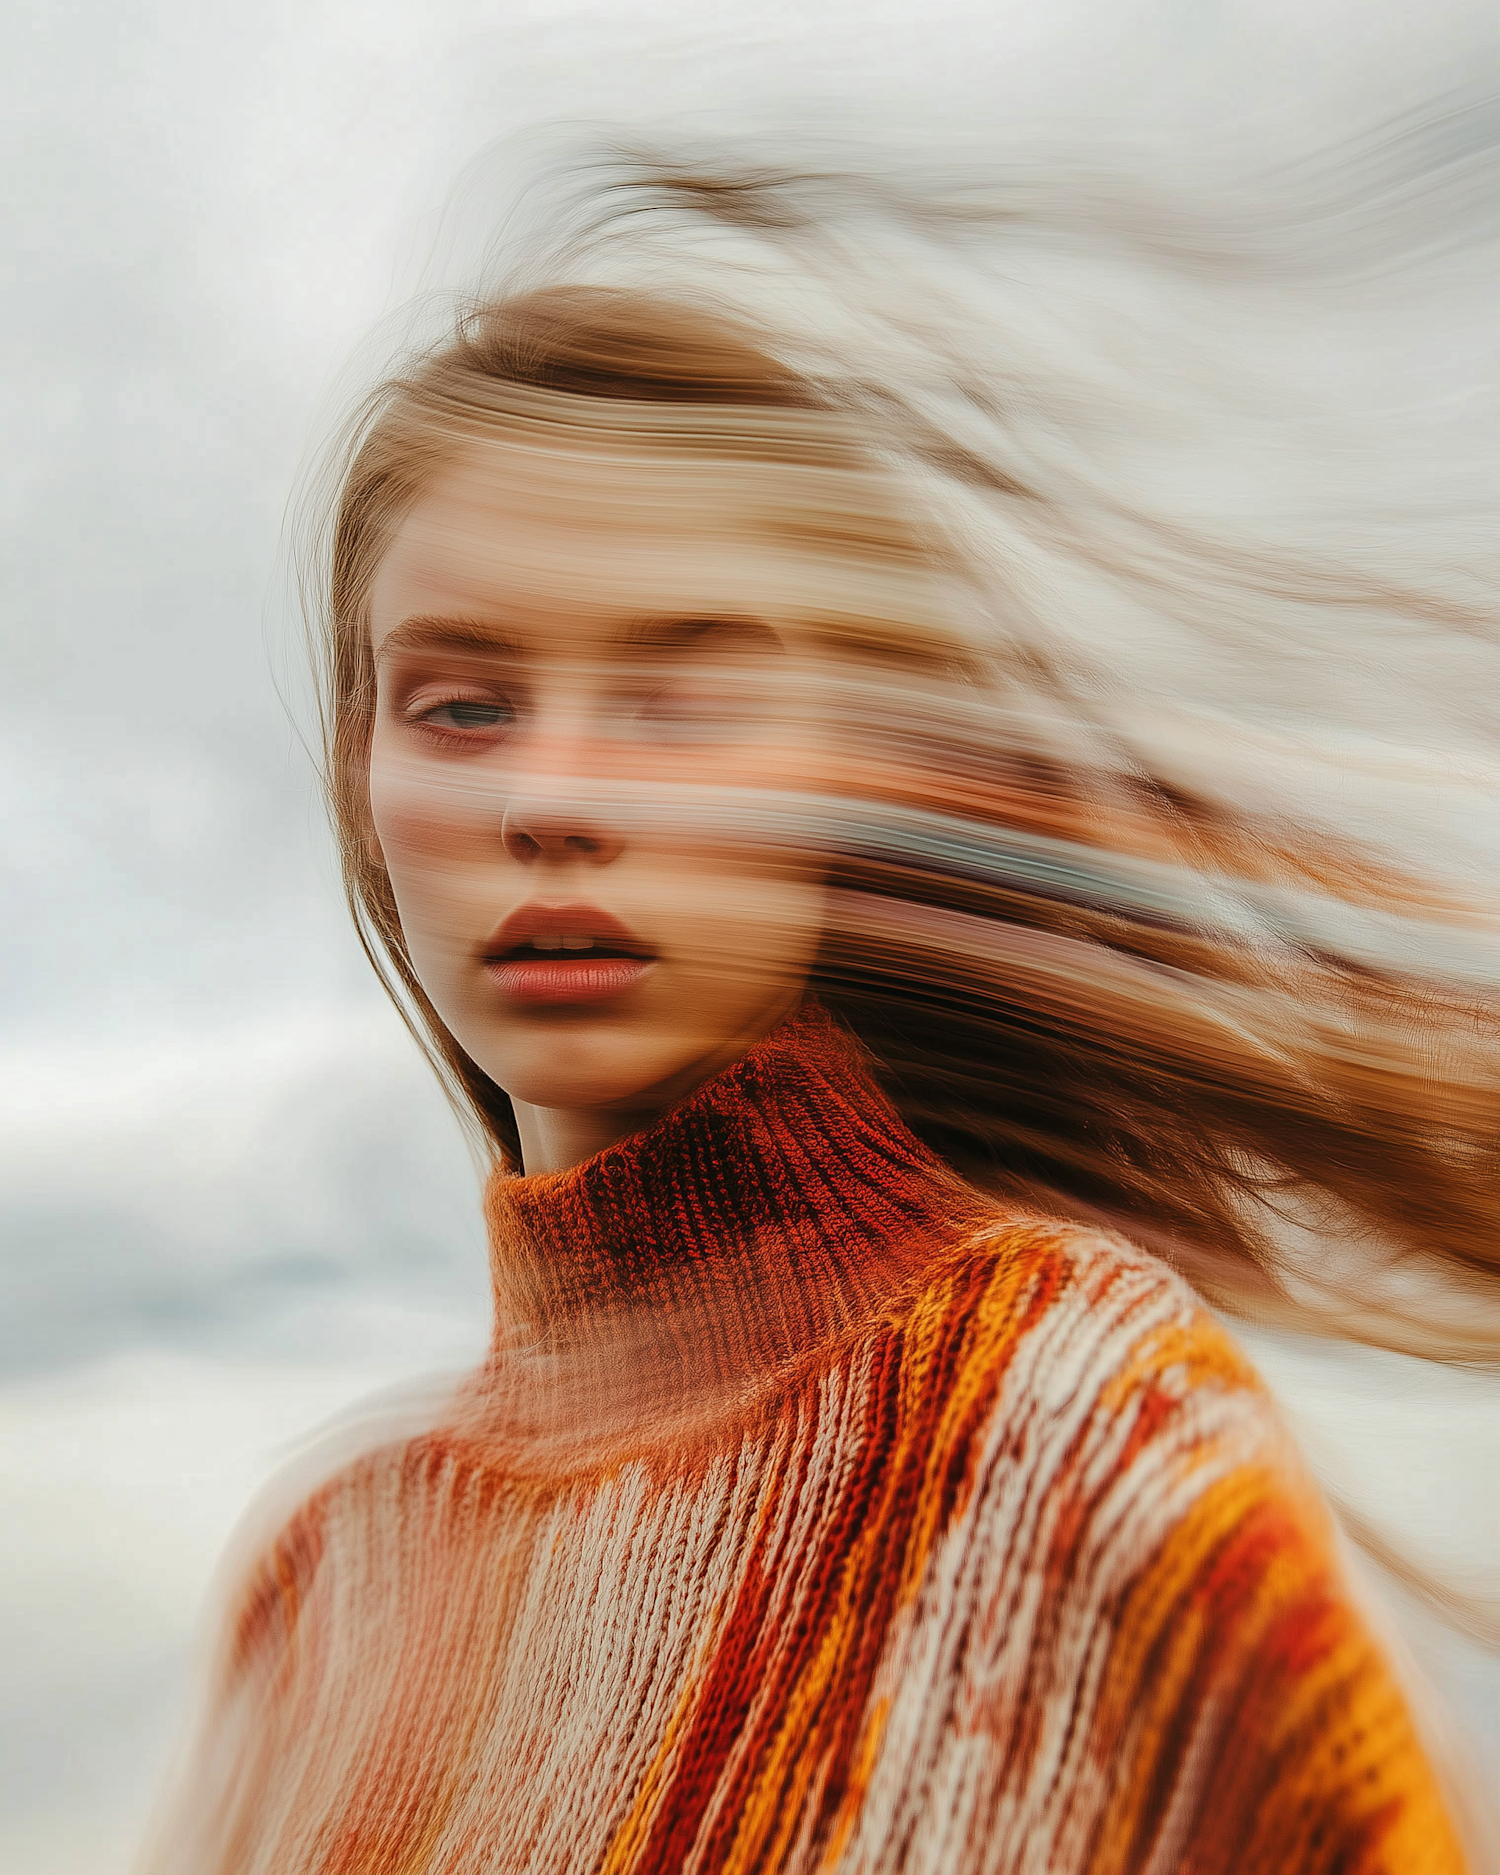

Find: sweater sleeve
<box><xmin>1050</xmin><ymin>1275</ymin><xmax>1468</xmax><ymax>1874</ymax></box>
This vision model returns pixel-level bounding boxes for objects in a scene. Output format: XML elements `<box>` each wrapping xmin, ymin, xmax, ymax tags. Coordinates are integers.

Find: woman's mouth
<box><xmin>483</xmin><ymin>907</ymin><xmax>657</xmax><ymax>1005</ymax></box>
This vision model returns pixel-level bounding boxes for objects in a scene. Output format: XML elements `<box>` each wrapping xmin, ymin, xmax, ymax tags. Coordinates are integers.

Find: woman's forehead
<box><xmin>368</xmin><ymin>439</ymin><xmax>948</xmax><ymax>652</ymax></box>
<box><xmin>400</xmin><ymin>432</ymin><xmax>914</xmax><ymax>549</ymax></box>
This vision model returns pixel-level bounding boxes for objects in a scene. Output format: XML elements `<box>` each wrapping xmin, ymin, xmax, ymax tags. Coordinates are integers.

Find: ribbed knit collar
<box><xmin>481</xmin><ymin>1001</ymin><xmax>985</xmax><ymax>1391</ymax></box>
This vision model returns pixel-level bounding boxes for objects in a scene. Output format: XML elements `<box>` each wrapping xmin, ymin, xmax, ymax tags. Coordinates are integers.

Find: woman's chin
<box><xmin>493</xmin><ymin>1016</ymin><xmax>779</xmax><ymax>1122</ymax></box>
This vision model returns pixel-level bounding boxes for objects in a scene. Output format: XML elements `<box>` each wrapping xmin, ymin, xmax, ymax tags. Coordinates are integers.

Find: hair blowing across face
<box><xmin>313</xmin><ymin>277</ymin><xmax>1500</xmax><ymax>1384</ymax></box>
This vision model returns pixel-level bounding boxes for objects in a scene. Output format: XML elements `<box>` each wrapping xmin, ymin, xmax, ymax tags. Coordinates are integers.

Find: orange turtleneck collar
<box><xmin>480</xmin><ymin>1001</ymin><xmax>988</xmax><ymax>1391</ymax></box>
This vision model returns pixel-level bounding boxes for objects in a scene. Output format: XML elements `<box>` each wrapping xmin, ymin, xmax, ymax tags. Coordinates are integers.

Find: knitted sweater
<box><xmin>147</xmin><ymin>1003</ymin><xmax>1464</xmax><ymax>1875</ymax></box>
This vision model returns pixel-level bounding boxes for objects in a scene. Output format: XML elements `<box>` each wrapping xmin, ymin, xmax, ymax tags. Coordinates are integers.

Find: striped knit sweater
<box><xmin>146</xmin><ymin>1002</ymin><xmax>1464</xmax><ymax>1874</ymax></box>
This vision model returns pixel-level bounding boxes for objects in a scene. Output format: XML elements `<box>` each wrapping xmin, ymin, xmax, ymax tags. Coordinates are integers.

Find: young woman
<box><xmin>141</xmin><ymin>158</ymin><xmax>1498</xmax><ymax>1873</ymax></box>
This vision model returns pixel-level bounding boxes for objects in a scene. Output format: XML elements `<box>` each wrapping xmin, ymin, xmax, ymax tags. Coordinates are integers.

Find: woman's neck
<box><xmin>510</xmin><ymin>1099</ymin><xmax>661</xmax><ymax>1178</ymax></box>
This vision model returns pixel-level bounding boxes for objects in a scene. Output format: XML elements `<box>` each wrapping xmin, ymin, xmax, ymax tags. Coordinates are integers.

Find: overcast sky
<box><xmin>7</xmin><ymin>0</ymin><xmax>1500</xmax><ymax>1377</ymax></box>
<box><xmin>4</xmin><ymin>3</ymin><xmax>1500</xmax><ymax>1869</ymax></box>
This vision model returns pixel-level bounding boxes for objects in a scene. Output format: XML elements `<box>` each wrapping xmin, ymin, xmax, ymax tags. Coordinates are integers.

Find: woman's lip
<box><xmin>484</xmin><ymin>955</ymin><xmax>657</xmax><ymax>1006</ymax></box>
<box><xmin>485</xmin><ymin>901</ymin><xmax>650</xmax><ymax>959</ymax></box>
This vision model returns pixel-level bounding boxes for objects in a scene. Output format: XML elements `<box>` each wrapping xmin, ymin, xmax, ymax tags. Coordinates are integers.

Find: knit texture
<box><xmin>143</xmin><ymin>1003</ymin><xmax>1465</xmax><ymax>1874</ymax></box>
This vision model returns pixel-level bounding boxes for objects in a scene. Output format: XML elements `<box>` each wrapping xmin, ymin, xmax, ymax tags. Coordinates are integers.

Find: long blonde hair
<box><xmin>305</xmin><ymin>148</ymin><xmax>1500</xmax><ymax>1373</ymax></box>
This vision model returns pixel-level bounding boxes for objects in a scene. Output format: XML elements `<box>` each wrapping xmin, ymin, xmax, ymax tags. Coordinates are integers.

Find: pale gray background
<box><xmin>3</xmin><ymin>4</ymin><xmax>1498</xmax><ymax>1869</ymax></box>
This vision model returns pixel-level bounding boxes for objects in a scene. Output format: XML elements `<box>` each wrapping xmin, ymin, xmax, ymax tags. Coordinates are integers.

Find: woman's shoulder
<box><xmin>921</xmin><ymin>1206</ymin><xmax>1271</xmax><ymax>1421</ymax></box>
<box><xmin>900</xmin><ymin>1208</ymin><xmax>1306</xmax><ymax>1545</ymax></box>
<box><xmin>906</xmin><ymin>1211</ymin><xmax>1325</xmax><ymax>1653</ymax></box>
<box><xmin>202</xmin><ymin>1384</ymin><xmax>509</xmax><ymax>1680</ymax></box>
<box><xmin>893</xmin><ymin>1214</ymin><xmax>1467</xmax><ymax>1875</ymax></box>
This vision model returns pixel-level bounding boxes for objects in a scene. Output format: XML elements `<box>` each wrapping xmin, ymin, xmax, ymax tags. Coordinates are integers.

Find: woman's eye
<box><xmin>626</xmin><ymin>684</ymin><xmax>751</xmax><ymax>742</ymax></box>
<box><xmin>419</xmin><ymin>699</ymin><xmax>514</xmax><ymax>731</ymax></box>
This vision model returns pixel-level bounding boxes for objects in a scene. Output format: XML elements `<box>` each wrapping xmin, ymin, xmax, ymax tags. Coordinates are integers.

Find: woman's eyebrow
<box><xmin>374</xmin><ymin>613</ymin><xmax>783</xmax><ymax>664</ymax></box>
<box><xmin>375</xmin><ymin>616</ymin><xmax>525</xmax><ymax>661</ymax></box>
<box><xmin>620</xmin><ymin>615</ymin><xmax>784</xmax><ymax>656</ymax></box>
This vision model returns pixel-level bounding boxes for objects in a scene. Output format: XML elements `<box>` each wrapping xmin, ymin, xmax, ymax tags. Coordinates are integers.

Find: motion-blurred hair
<box><xmin>305</xmin><ymin>148</ymin><xmax>1500</xmax><ymax>1379</ymax></box>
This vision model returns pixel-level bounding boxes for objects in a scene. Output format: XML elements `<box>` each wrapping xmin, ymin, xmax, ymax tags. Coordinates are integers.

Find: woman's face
<box><xmin>366</xmin><ymin>434</ymin><xmax>842</xmax><ymax>1171</ymax></box>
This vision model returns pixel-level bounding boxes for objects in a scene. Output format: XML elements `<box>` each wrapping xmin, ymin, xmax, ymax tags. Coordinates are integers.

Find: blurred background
<box><xmin>3</xmin><ymin>3</ymin><xmax>1499</xmax><ymax>1869</ymax></box>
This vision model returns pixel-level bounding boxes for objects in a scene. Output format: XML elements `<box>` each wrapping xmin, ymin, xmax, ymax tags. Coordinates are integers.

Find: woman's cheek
<box><xmin>676</xmin><ymin>879</ymin><xmax>827</xmax><ymax>999</ymax></box>
<box><xmin>368</xmin><ymin>743</ymin><xmax>504</xmax><ymax>867</ymax></box>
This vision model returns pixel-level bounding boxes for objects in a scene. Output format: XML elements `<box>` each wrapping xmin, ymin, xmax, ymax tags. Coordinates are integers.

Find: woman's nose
<box><xmin>500</xmin><ymin>789</ymin><xmax>626</xmax><ymax>865</ymax></box>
